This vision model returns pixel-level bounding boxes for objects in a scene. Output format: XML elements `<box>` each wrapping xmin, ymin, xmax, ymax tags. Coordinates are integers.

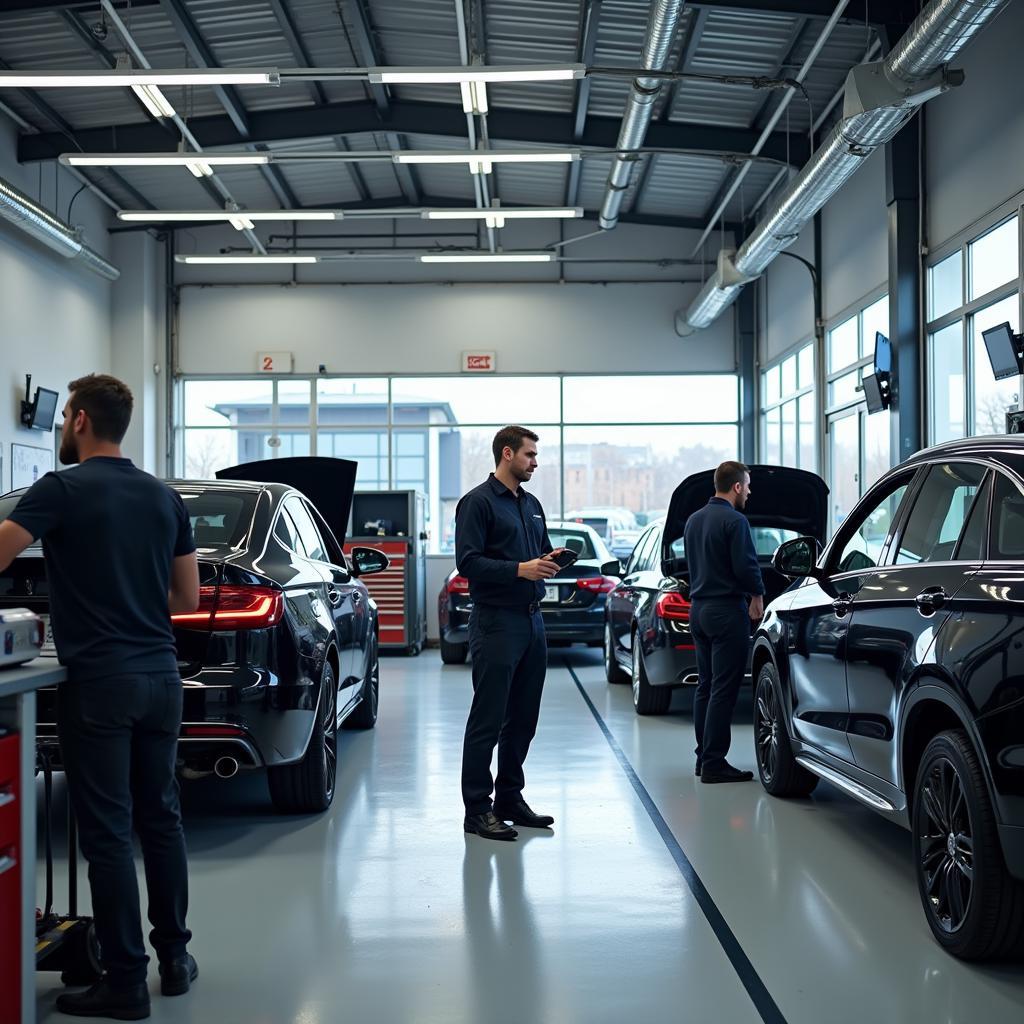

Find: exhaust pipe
<box><xmin>214</xmin><ymin>756</ymin><xmax>239</xmax><ymax>779</ymax></box>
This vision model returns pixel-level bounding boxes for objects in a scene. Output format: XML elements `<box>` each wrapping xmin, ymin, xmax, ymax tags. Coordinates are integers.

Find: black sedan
<box><xmin>438</xmin><ymin>521</ymin><xmax>620</xmax><ymax>664</ymax></box>
<box><xmin>0</xmin><ymin>456</ymin><xmax>388</xmax><ymax>815</ymax></box>
<box><xmin>754</xmin><ymin>437</ymin><xmax>1024</xmax><ymax>960</ymax></box>
<box><xmin>604</xmin><ymin>466</ymin><xmax>828</xmax><ymax>715</ymax></box>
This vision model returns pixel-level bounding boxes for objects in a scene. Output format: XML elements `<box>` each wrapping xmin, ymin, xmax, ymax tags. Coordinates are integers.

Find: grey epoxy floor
<box><xmin>35</xmin><ymin>649</ymin><xmax>1024</xmax><ymax>1024</ymax></box>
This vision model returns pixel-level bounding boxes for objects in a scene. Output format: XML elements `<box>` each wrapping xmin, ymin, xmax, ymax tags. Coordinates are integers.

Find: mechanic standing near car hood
<box><xmin>684</xmin><ymin>461</ymin><xmax>765</xmax><ymax>784</ymax></box>
<box><xmin>456</xmin><ymin>425</ymin><xmax>568</xmax><ymax>841</ymax></box>
<box><xmin>0</xmin><ymin>374</ymin><xmax>200</xmax><ymax>1020</ymax></box>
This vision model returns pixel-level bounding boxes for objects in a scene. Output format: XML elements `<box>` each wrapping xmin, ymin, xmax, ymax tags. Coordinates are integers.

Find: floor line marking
<box><xmin>563</xmin><ymin>659</ymin><xmax>788</xmax><ymax>1024</ymax></box>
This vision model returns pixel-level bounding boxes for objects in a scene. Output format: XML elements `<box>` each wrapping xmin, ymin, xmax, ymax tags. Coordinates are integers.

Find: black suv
<box><xmin>753</xmin><ymin>437</ymin><xmax>1024</xmax><ymax>960</ymax></box>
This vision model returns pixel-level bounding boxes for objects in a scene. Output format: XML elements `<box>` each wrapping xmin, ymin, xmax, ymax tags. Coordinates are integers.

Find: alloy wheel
<box><xmin>918</xmin><ymin>756</ymin><xmax>974</xmax><ymax>933</ymax></box>
<box><xmin>631</xmin><ymin>643</ymin><xmax>641</xmax><ymax>706</ymax></box>
<box><xmin>367</xmin><ymin>642</ymin><xmax>379</xmax><ymax>719</ymax></box>
<box><xmin>604</xmin><ymin>624</ymin><xmax>615</xmax><ymax>676</ymax></box>
<box><xmin>323</xmin><ymin>675</ymin><xmax>337</xmax><ymax>802</ymax></box>
<box><xmin>755</xmin><ymin>677</ymin><xmax>779</xmax><ymax>783</ymax></box>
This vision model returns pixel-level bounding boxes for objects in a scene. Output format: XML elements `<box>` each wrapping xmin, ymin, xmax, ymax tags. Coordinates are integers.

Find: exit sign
<box><xmin>462</xmin><ymin>351</ymin><xmax>496</xmax><ymax>373</ymax></box>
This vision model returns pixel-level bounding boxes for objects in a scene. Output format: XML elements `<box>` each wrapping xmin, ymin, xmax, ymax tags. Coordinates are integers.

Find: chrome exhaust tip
<box><xmin>213</xmin><ymin>756</ymin><xmax>239</xmax><ymax>779</ymax></box>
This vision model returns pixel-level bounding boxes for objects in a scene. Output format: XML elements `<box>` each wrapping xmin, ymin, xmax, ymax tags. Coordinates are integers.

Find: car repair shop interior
<box><xmin>1</xmin><ymin>1</ymin><xmax>1024</xmax><ymax>1022</ymax></box>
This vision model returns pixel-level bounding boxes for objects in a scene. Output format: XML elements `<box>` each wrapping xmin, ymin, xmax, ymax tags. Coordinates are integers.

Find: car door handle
<box><xmin>915</xmin><ymin>588</ymin><xmax>948</xmax><ymax>615</ymax></box>
<box><xmin>327</xmin><ymin>587</ymin><xmax>343</xmax><ymax>607</ymax></box>
<box><xmin>832</xmin><ymin>593</ymin><xmax>852</xmax><ymax>617</ymax></box>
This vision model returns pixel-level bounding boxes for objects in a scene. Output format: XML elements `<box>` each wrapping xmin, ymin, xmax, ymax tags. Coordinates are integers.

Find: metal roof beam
<box><xmin>334</xmin><ymin>135</ymin><xmax>371</xmax><ymax>202</ymax></box>
<box><xmin>343</xmin><ymin>0</ymin><xmax>391</xmax><ymax>118</ymax></box>
<box><xmin>659</xmin><ymin>6</ymin><xmax>708</xmax><ymax>123</ymax></box>
<box><xmin>386</xmin><ymin>132</ymin><xmax>422</xmax><ymax>205</ymax></box>
<box><xmin>266</xmin><ymin>0</ymin><xmax>328</xmax><ymax>106</ymax></box>
<box><xmin>19</xmin><ymin>101</ymin><xmax>810</xmax><ymax>165</ymax></box>
<box><xmin>572</xmin><ymin>0</ymin><xmax>603</xmax><ymax>143</ymax></box>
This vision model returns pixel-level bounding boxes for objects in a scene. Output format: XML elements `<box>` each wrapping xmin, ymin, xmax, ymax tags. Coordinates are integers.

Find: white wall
<box><xmin>0</xmin><ymin>115</ymin><xmax>113</xmax><ymax>490</ymax></box>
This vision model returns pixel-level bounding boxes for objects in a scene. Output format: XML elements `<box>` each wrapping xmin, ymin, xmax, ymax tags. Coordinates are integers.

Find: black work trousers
<box><xmin>462</xmin><ymin>604</ymin><xmax>547</xmax><ymax>815</ymax></box>
<box><xmin>57</xmin><ymin>673</ymin><xmax>191</xmax><ymax>988</ymax></box>
<box><xmin>690</xmin><ymin>599</ymin><xmax>751</xmax><ymax>772</ymax></box>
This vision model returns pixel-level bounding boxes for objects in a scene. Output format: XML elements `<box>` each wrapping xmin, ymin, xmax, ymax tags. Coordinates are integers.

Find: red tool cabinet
<box><xmin>0</xmin><ymin>730</ymin><xmax>21</xmax><ymax>1024</ymax></box>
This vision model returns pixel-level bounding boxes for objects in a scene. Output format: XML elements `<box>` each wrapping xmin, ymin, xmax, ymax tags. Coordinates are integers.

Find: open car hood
<box><xmin>662</xmin><ymin>465</ymin><xmax>829</xmax><ymax>552</ymax></box>
<box><xmin>216</xmin><ymin>456</ymin><xmax>357</xmax><ymax>547</ymax></box>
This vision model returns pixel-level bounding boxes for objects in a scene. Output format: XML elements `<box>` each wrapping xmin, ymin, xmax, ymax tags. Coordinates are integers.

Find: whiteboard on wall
<box><xmin>11</xmin><ymin>442</ymin><xmax>53</xmax><ymax>490</ymax></box>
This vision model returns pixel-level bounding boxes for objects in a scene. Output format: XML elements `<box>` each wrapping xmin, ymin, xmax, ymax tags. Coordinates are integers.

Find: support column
<box><xmin>737</xmin><ymin>287</ymin><xmax>756</xmax><ymax>461</ymax></box>
<box><xmin>885</xmin><ymin>117</ymin><xmax>923</xmax><ymax>465</ymax></box>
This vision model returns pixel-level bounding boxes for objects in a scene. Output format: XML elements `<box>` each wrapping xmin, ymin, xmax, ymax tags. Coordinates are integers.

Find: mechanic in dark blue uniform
<box><xmin>683</xmin><ymin>461</ymin><xmax>765</xmax><ymax>784</ymax></box>
<box><xmin>0</xmin><ymin>375</ymin><xmax>201</xmax><ymax>1020</ymax></box>
<box><xmin>455</xmin><ymin>425</ymin><xmax>568</xmax><ymax>841</ymax></box>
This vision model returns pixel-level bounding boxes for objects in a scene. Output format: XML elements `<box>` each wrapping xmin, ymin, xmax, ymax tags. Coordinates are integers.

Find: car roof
<box><xmin>167</xmin><ymin>478</ymin><xmax>287</xmax><ymax>496</ymax></box>
<box><xmin>902</xmin><ymin>435</ymin><xmax>1024</xmax><ymax>466</ymax></box>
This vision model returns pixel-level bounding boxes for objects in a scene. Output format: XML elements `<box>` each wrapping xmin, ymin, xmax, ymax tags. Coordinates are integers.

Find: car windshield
<box><xmin>176</xmin><ymin>488</ymin><xmax>257</xmax><ymax>550</ymax></box>
<box><xmin>667</xmin><ymin>526</ymin><xmax>800</xmax><ymax>561</ymax></box>
<box><xmin>548</xmin><ymin>528</ymin><xmax>598</xmax><ymax>560</ymax></box>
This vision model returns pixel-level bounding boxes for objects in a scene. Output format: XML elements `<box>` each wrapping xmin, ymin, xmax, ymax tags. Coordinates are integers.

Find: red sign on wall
<box><xmin>462</xmin><ymin>351</ymin><xmax>496</xmax><ymax>373</ymax></box>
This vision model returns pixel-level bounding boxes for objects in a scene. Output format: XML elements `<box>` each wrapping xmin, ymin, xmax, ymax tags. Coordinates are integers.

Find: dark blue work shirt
<box><xmin>9</xmin><ymin>457</ymin><xmax>195</xmax><ymax>681</ymax></box>
<box><xmin>683</xmin><ymin>496</ymin><xmax>764</xmax><ymax>602</ymax></box>
<box><xmin>455</xmin><ymin>474</ymin><xmax>552</xmax><ymax>607</ymax></box>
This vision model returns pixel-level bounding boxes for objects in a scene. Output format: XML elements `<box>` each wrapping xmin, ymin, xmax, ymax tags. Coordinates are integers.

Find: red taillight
<box><xmin>171</xmin><ymin>585</ymin><xmax>284</xmax><ymax>630</ymax></box>
<box><xmin>447</xmin><ymin>575</ymin><xmax>471</xmax><ymax>595</ymax></box>
<box><xmin>655</xmin><ymin>591</ymin><xmax>691</xmax><ymax>622</ymax></box>
<box><xmin>576</xmin><ymin>576</ymin><xmax>617</xmax><ymax>594</ymax></box>
<box><xmin>181</xmin><ymin>724</ymin><xmax>246</xmax><ymax>738</ymax></box>
<box><xmin>35</xmin><ymin>619</ymin><xmax>45</xmax><ymax>647</ymax></box>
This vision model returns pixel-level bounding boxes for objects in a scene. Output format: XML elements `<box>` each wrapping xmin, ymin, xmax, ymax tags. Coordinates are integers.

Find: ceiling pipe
<box><xmin>598</xmin><ymin>0</ymin><xmax>685</xmax><ymax>231</ymax></box>
<box><xmin>0</xmin><ymin>174</ymin><xmax>119</xmax><ymax>280</ymax></box>
<box><xmin>678</xmin><ymin>0</ymin><xmax>1013</xmax><ymax>335</ymax></box>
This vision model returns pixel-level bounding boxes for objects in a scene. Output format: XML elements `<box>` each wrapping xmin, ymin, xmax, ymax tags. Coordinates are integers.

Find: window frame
<box><xmin>760</xmin><ymin>338</ymin><xmax>816</xmax><ymax>471</ymax></box>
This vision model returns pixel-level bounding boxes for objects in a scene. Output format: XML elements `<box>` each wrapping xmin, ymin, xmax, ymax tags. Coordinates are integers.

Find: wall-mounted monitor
<box><xmin>21</xmin><ymin>386</ymin><xmax>59</xmax><ymax>431</ymax></box>
<box><xmin>862</xmin><ymin>372</ymin><xmax>888</xmax><ymax>415</ymax></box>
<box><xmin>874</xmin><ymin>331</ymin><xmax>892</xmax><ymax>375</ymax></box>
<box><xmin>981</xmin><ymin>321</ymin><xmax>1023</xmax><ymax>381</ymax></box>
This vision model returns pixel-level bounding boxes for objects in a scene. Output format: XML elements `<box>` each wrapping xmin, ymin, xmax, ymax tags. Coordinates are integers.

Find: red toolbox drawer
<box><xmin>0</xmin><ymin>733</ymin><xmax>18</xmax><ymax>845</ymax></box>
<box><xmin>0</xmin><ymin>732</ymin><xmax>20</xmax><ymax>1024</ymax></box>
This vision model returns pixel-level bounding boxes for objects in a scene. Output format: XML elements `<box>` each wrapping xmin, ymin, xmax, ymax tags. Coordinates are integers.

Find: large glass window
<box><xmin>760</xmin><ymin>341</ymin><xmax>815</xmax><ymax>471</ymax></box>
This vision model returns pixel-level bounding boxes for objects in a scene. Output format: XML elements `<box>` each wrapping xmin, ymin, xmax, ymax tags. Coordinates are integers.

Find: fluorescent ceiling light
<box><xmin>186</xmin><ymin>161</ymin><xmax>214</xmax><ymax>178</ymax></box>
<box><xmin>118</xmin><ymin>210</ymin><xmax>342</xmax><ymax>222</ymax></box>
<box><xmin>370</xmin><ymin>65</ymin><xmax>584</xmax><ymax>85</ymax></box>
<box><xmin>422</xmin><ymin>208</ymin><xmax>582</xmax><ymax>221</ymax></box>
<box><xmin>460</xmin><ymin>81</ymin><xmax>487</xmax><ymax>114</ymax></box>
<box><xmin>420</xmin><ymin>253</ymin><xmax>553</xmax><ymax>264</ymax></box>
<box><xmin>175</xmin><ymin>255</ymin><xmax>319</xmax><ymax>265</ymax></box>
<box><xmin>131</xmin><ymin>84</ymin><xmax>176</xmax><ymax>119</ymax></box>
<box><xmin>394</xmin><ymin>150</ymin><xmax>578</xmax><ymax>177</ymax></box>
<box><xmin>62</xmin><ymin>153</ymin><xmax>270</xmax><ymax>168</ymax></box>
<box><xmin>0</xmin><ymin>69</ymin><xmax>278</xmax><ymax>88</ymax></box>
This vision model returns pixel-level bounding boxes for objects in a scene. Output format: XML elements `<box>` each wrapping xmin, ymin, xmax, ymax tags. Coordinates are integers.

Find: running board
<box><xmin>795</xmin><ymin>756</ymin><xmax>896</xmax><ymax>812</ymax></box>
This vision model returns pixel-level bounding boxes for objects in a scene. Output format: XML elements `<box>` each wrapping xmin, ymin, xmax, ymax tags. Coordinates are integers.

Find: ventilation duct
<box><xmin>598</xmin><ymin>0</ymin><xmax>685</xmax><ymax>231</ymax></box>
<box><xmin>0</xmin><ymin>174</ymin><xmax>120</xmax><ymax>281</ymax></box>
<box><xmin>678</xmin><ymin>0</ymin><xmax>1011</xmax><ymax>334</ymax></box>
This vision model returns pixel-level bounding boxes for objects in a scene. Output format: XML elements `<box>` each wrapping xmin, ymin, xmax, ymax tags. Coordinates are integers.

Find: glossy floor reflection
<box><xmin>34</xmin><ymin>650</ymin><xmax>1024</xmax><ymax>1024</ymax></box>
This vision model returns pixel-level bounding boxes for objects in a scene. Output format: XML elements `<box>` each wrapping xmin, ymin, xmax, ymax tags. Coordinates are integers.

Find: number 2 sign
<box><xmin>257</xmin><ymin>351</ymin><xmax>294</xmax><ymax>373</ymax></box>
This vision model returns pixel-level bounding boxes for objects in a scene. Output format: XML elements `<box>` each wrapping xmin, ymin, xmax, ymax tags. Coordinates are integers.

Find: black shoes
<box><xmin>465</xmin><ymin>811</ymin><xmax>518</xmax><ymax>841</ymax></box>
<box><xmin>159</xmin><ymin>953</ymin><xmax>199</xmax><ymax>996</ymax></box>
<box><xmin>492</xmin><ymin>799</ymin><xmax>554</xmax><ymax>829</ymax></box>
<box><xmin>701</xmin><ymin>762</ymin><xmax>754</xmax><ymax>784</ymax></box>
<box><xmin>55</xmin><ymin>980</ymin><xmax>150</xmax><ymax>1020</ymax></box>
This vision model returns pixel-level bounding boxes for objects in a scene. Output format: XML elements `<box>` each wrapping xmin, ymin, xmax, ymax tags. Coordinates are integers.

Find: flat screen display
<box><xmin>862</xmin><ymin>373</ymin><xmax>887</xmax><ymax>414</ymax></box>
<box><xmin>30</xmin><ymin>387</ymin><xmax>59</xmax><ymax>431</ymax></box>
<box><xmin>982</xmin><ymin>321</ymin><xmax>1021</xmax><ymax>381</ymax></box>
<box><xmin>874</xmin><ymin>332</ymin><xmax>892</xmax><ymax>374</ymax></box>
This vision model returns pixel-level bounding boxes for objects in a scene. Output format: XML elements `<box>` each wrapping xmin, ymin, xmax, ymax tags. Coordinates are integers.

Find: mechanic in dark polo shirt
<box><xmin>456</xmin><ymin>425</ymin><xmax>570</xmax><ymax>841</ymax></box>
<box><xmin>0</xmin><ymin>374</ymin><xmax>200</xmax><ymax>1020</ymax></box>
<box><xmin>684</xmin><ymin>461</ymin><xmax>765</xmax><ymax>784</ymax></box>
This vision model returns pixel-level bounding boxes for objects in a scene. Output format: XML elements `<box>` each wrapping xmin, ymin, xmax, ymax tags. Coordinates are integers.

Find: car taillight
<box><xmin>576</xmin><ymin>576</ymin><xmax>617</xmax><ymax>594</ymax></box>
<box><xmin>447</xmin><ymin>575</ymin><xmax>470</xmax><ymax>595</ymax></box>
<box><xmin>171</xmin><ymin>585</ymin><xmax>284</xmax><ymax>630</ymax></box>
<box><xmin>180</xmin><ymin>724</ymin><xmax>246</xmax><ymax>738</ymax></box>
<box><xmin>655</xmin><ymin>591</ymin><xmax>691</xmax><ymax>622</ymax></box>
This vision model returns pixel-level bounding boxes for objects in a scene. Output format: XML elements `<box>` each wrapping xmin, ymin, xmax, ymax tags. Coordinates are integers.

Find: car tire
<box><xmin>604</xmin><ymin>622</ymin><xmax>629</xmax><ymax>684</ymax></box>
<box><xmin>440</xmin><ymin>635</ymin><xmax>468</xmax><ymax>664</ymax></box>
<box><xmin>753</xmin><ymin>664</ymin><xmax>817</xmax><ymax>797</ymax></box>
<box><xmin>268</xmin><ymin>661</ymin><xmax>338</xmax><ymax>814</ymax></box>
<box><xmin>344</xmin><ymin>634</ymin><xmax>380</xmax><ymax>730</ymax></box>
<box><xmin>912</xmin><ymin>729</ymin><xmax>1024</xmax><ymax>960</ymax></box>
<box><xmin>632</xmin><ymin>631</ymin><xmax>671</xmax><ymax>715</ymax></box>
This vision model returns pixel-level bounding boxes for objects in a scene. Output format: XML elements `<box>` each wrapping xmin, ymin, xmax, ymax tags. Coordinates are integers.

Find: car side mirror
<box><xmin>351</xmin><ymin>546</ymin><xmax>389</xmax><ymax>577</ymax></box>
<box><xmin>600</xmin><ymin>559</ymin><xmax>623</xmax><ymax>577</ymax></box>
<box><xmin>772</xmin><ymin>537</ymin><xmax>823</xmax><ymax>580</ymax></box>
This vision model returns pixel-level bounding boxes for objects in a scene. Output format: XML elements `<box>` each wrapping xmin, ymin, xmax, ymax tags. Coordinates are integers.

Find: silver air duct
<box><xmin>0</xmin><ymin>174</ymin><xmax>120</xmax><ymax>281</ymax></box>
<box><xmin>678</xmin><ymin>0</ymin><xmax>1011</xmax><ymax>334</ymax></box>
<box><xmin>598</xmin><ymin>0</ymin><xmax>686</xmax><ymax>231</ymax></box>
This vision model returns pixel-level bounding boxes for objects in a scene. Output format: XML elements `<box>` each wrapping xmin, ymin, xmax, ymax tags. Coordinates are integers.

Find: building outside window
<box><xmin>176</xmin><ymin>374</ymin><xmax>740</xmax><ymax>554</ymax></box>
<box><xmin>760</xmin><ymin>341</ymin><xmax>815</xmax><ymax>471</ymax></box>
<box><xmin>927</xmin><ymin>211</ymin><xmax>1021</xmax><ymax>443</ymax></box>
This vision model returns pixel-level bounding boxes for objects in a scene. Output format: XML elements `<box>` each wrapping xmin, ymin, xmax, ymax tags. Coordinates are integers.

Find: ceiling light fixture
<box><xmin>394</xmin><ymin>150</ymin><xmax>578</xmax><ymax>175</ymax></box>
<box><xmin>460</xmin><ymin>80</ymin><xmax>488</xmax><ymax>114</ymax></box>
<box><xmin>369</xmin><ymin>64</ymin><xmax>584</xmax><ymax>84</ymax></box>
<box><xmin>419</xmin><ymin>253</ymin><xmax>553</xmax><ymax>264</ymax></box>
<box><xmin>131</xmin><ymin>83</ymin><xmax>176</xmax><ymax>119</ymax></box>
<box><xmin>422</xmin><ymin>207</ymin><xmax>582</xmax><ymax>221</ymax></box>
<box><xmin>117</xmin><ymin>210</ymin><xmax>342</xmax><ymax>223</ymax></box>
<box><xmin>175</xmin><ymin>255</ymin><xmax>319</xmax><ymax>264</ymax></box>
<box><xmin>0</xmin><ymin>69</ymin><xmax>279</xmax><ymax>88</ymax></box>
<box><xmin>186</xmin><ymin>161</ymin><xmax>214</xmax><ymax>178</ymax></box>
<box><xmin>61</xmin><ymin>153</ymin><xmax>271</xmax><ymax>169</ymax></box>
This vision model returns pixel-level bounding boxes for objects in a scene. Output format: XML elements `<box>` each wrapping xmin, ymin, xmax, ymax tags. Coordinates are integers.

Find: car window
<box><xmin>626</xmin><ymin>527</ymin><xmax>655</xmax><ymax>574</ymax></box>
<box><xmin>895</xmin><ymin>463</ymin><xmax>987</xmax><ymax>565</ymax></box>
<box><xmin>177</xmin><ymin>489</ymin><xmax>257</xmax><ymax>550</ymax></box>
<box><xmin>285</xmin><ymin>498</ymin><xmax>327</xmax><ymax>563</ymax></box>
<box><xmin>831</xmin><ymin>477</ymin><xmax>912</xmax><ymax>574</ymax></box>
<box><xmin>547</xmin><ymin>528</ymin><xmax>597</xmax><ymax>559</ymax></box>
<box><xmin>989</xmin><ymin>472</ymin><xmax>1024</xmax><ymax>560</ymax></box>
<box><xmin>953</xmin><ymin>473</ymin><xmax>992</xmax><ymax>561</ymax></box>
<box><xmin>750</xmin><ymin>527</ymin><xmax>800</xmax><ymax>558</ymax></box>
<box><xmin>639</xmin><ymin>525</ymin><xmax>663</xmax><ymax>572</ymax></box>
<box><xmin>274</xmin><ymin>509</ymin><xmax>304</xmax><ymax>554</ymax></box>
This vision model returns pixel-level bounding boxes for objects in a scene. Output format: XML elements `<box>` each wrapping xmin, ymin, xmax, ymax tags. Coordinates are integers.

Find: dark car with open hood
<box><xmin>603</xmin><ymin>465</ymin><xmax>828</xmax><ymax>715</ymax></box>
<box><xmin>752</xmin><ymin>438</ymin><xmax>1024</xmax><ymax>960</ymax></box>
<box><xmin>0</xmin><ymin>456</ymin><xmax>389</xmax><ymax>815</ymax></box>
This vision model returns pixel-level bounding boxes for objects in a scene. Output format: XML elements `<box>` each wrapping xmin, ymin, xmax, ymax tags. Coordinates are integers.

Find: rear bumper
<box><xmin>643</xmin><ymin>643</ymin><xmax>699</xmax><ymax>688</ymax></box>
<box><xmin>540</xmin><ymin>604</ymin><xmax>604</xmax><ymax>642</ymax></box>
